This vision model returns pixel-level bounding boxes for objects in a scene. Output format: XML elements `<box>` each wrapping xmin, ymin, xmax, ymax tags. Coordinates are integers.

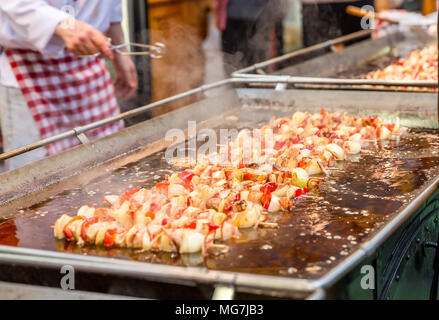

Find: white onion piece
<box><xmin>104</xmin><ymin>196</ymin><xmax>118</xmax><ymax>207</ymax></box>
<box><xmin>291</xmin><ymin>168</ymin><xmax>309</xmax><ymax>188</ymax></box>
<box><xmin>304</xmin><ymin>158</ymin><xmax>323</xmax><ymax>175</ymax></box>
<box><xmin>300</xmin><ymin>149</ymin><xmax>311</xmax><ymax>158</ymax></box>
<box><xmin>215</xmin><ymin>222</ymin><xmax>238</xmax><ymax>240</ymax></box>
<box><xmin>142</xmin><ymin>231</ymin><xmax>151</xmax><ymax>250</ymax></box>
<box><xmin>233</xmin><ymin>203</ymin><xmax>260</xmax><ymax>228</ymax></box>
<box><xmin>273</xmin><ymin>186</ymin><xmax>288</xmax><ymax>197</ymax></box>
<box><xmin>325</xmin><ymin>144</ymin><xmax>345</xmax><ymax>160</ymax></box>
<box><xmin>179</xmin><ymin>230</ymin><xmax>204</xmax><ymax>253</ymax></box>
<box><xmin>268</xmin><ymin>194</ymin><xmax>281</xmax><ymax>213</ymax></box>
<box><xmin>53</xmin><ymin>214</ymin><xmax>72</xmax><ymax>239</ymax></box>
<box><xmin>349</xmin><ymin>133</ymin><xmax>362</xmax><ymax>142</ymax></box>
<box><xmin>168</xmin><ymin>183</ymin><xmax>188</xmax><ymax>197</ymax></box>
<box><xmin>344</xmin><ymin>141</ymin><xmax>361</xmax><ymax>154</ymax></box>
<box><xmin>292</xmin><ymin>111</ymin><xmax>306</xmax><ymax>124</ymax></box>
<box><xmin>322</xmin><ymin>150</ymin><xmax>333</xmax><ymax>163</ymax></box>
<box><xmin>394</xmin><ymin>117</ymin><xmax>400</xmax><ymax>131</ymax></box>
<box><xmin>380</xmin><ymin>126</ymin><xmax>392</xmax><ymax>140</ymax></box>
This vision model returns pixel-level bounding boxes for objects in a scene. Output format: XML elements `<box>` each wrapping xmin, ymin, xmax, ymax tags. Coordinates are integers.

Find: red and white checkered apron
<box><xmin>5</xmin><ymin>49</ymin><xmax>124</xmax><ymax>155</ymax></box>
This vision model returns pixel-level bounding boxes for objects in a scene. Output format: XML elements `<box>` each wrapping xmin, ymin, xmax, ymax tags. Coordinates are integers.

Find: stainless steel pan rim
<box><xmin>233</xmin><ymin>25</ymin><xmax>437</xmax><ymax>91</ymax></box>
<box><xmin>0</xmin><ymin>245</ymin><xmax>316</xmax><ymax>295</ymax></box>
<box><xmin>0</xmin><ymin>78</ymin><xmax>436</xmax><ymax>298</ymax></box>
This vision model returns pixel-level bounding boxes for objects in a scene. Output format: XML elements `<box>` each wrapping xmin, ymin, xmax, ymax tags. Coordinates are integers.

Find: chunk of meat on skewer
<box><xmin>54</xmin><ymin>110</ymin><xmax>404</xmax><ymax>255</ymax></box>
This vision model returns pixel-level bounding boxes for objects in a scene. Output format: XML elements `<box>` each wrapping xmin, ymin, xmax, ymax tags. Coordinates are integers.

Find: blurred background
<box><xmin>117</xmin><ymin>0</ymin><xmax>437</xmax><ymax>125</ymax></box>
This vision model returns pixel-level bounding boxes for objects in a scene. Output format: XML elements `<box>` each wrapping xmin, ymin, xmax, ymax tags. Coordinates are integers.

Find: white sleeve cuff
<box><xmin>27</xmin><ymin>5</ymin><xmax>71</xmax><ymax>55</ymax></box>
<box><xmin>110</xmin><ymin>0</ymin><xmax>123</xmax><ymax>23</ymax></box>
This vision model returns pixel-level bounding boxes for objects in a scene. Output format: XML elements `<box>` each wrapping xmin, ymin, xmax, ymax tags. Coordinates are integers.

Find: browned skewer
<box><xmin>208</xmin><ymin>243</ymin><xmax>229</xmax><ymax>250</ymax></box>
<box><xmin>207</xmin><ymin>243</ymin><xmax>230</xmax><ymax>256</ymax></box>
<box><xmin>259</xmin><ymin>222</ymin><xmax>279</xmax><ymax>228</ymax></box>
<box><xmin>135</xmin><ymin>243</ymin><xmax>230</xmax><ymax>255</ymax></box>
<box><xmin>172</xmin><ymin>157</ymin><xmax>196</xmax><ymax>168</ymax></box>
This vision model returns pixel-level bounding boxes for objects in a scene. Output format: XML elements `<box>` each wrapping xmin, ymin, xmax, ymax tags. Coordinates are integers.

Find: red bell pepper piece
<box><xmin>103</xmin><ymin>229</ymin><xmax>117</xmax><ymax>247</ymax></box>
<box><xmin>261</xmin><ymin>189</ymin><xmax>272</xmax><ymax>210</ymax></box>
<box><xmin>260</xmin><ymin>183</ymin><xmax>277</xmax><ymax>210</ymax></box>
<box><xmin>385</xmin><ymin>123</ymin><xmax>395</xmax><ymax>132</ymax></box>
<box><xmin>119</xmin><ymin>188</ymin><xmax>140</xmax><ymax>203</ymax></box>
<box><xmin>185</xmin><ymin>220</ymin><xmax>197</xmax><ymax>229</ymax></box>
<box><xmin>297</xmin><ymin>159</ymin><xmax>307</xmax><ymax>168</ymax></box>
<box><xmin>155</xmin><ymin>181</ymin><xmax>170</xmax><ymax>195</ymax></box>
<box><xmin>290</xmin><ymin>135</ymin><xmax>300</xmax><ymax>144</ymax></box>
<box><xmin>178</xmin><ymin>171</ymin><xmax>195</xmax><ymax>184</ymax></box>
<box><xmin>294</xmin><ymin>187</ymin><xmax>309</xmax><ymax>198</ymax></box>
<box><xmin>145</xmin><ymin>211</ymin><xmax>155</xmax><ymax>219</ymax></box>
<box><xmin>224</xmin><ymin>193</ymin><xmax>240</xmax><ymax>212</ymax></box>
<box><xmin>243</xmin><ymin>172</ymin><xmax>253</xmax><ymax>181</ymax></box>
<box><xmin>224</xmin><ymin>169</ymin><xmax>232</xmax><ymax>180</ymax></box>
<box><xmin>150</xmin><ymin>203</ymin><xmax>161</xmax><ymax>213</ymax></box>
<box><xmin>274</xmin><ymin>140</ymin><xmax>286</xmax><ymax>150</ymax></box>
<box><xmin>238</xmin><ymin>162</ymin><xmax>248</xmax><ymax>169</ymax></box>
<box><xmin>63</xmin><ymin>216</ymin><xmax>85</xmax><ymax>241</ymax></box>
<box><xmin>260</xmin><ymin>182</ymin><xmax>278</xmax><ymax>193</ymax></box>
<box><xmin>80</xmin><ymin>216</ymin><xmax>99</xmax><ymax>242</ymax></box>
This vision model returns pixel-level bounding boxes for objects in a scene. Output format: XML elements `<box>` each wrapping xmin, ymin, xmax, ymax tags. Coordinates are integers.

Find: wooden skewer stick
<box><xmin>300</xmin><ymin>195</ymin><xmax>316</xmax><ymax>199</ymax></box>
<box><xmin>208</xmin><ymin>243</ymin><xmax>229</xmax><ymax>249</ymax></box>
<box><xmin>207</xmin><ymin>244</ymin><xmax>230</xmax><ymax>255</ymax></box>
<box><xmin>326</xmin><ymin>167</ymin><xmax>341</xmax><ymax>170</ymax></box>
<box><xmin>172</xmin><ymin>157</ymin><xmax>195</xmax><ymax>168</ymax></box>
<box><xmin>360</xmin><ymin>149</ymin><xmax>374</xmax><ymax>154</ymax></box>
<box><xmin>259</xmin><ymin>222</ymin><xmax>279</xmax><ymax>228</ymax></box>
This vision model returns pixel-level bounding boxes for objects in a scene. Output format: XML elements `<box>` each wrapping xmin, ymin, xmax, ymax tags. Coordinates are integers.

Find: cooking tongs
<box><xmin>81</xmin><ymin>39</ymin><xmax>167</xmax><ymax>59</ymax></box>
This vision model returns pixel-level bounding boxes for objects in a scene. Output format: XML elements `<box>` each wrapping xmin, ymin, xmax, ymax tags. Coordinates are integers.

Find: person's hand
<box><xmin>55</xmin><ymin>18</ymin><xmax>114</xmax><ymax>59</ymax></box>
<box><xmin>213</xmin><ymin>0</ymin><xmax>229</xmax><ymax>31</ymax></box>
<box><xmin>112</xmin><ymin>53</ymin><xmax>138</xmax><ymax>99</ymax></box>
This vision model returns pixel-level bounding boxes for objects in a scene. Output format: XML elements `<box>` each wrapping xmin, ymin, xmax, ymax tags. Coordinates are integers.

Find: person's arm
<box><xmin>0</xmin><ymin>0</ymin><xmax>69</xmax><ymax>53</ymax></box>
<box><xmin>213</xmin><ymin>0</ymin><xmax>229</xmax><ymax>31</ymax></box>
<box><xmin>55</xmin><ymin>19</ymin><xmax>113</xmax><ymax>59</ymax></box>
<box><xmin>0</xmin><ymin>0</ymin><xmax>113</xmax><ymax>58</ymax></box>
<box><xmin>104</xmin><ymin>0</ymin><xmax>138</xmax><ymax>99</ymax></box>
<box><xmin>106</xmin><ymin>22</ymin><xmax>138</xmax><ymax>100</ymax></box>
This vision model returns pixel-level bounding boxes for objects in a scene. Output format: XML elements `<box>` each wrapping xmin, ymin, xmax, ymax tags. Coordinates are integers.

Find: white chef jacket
<box><xmin>0</xmin><ymin>0</ymin><xmax>122</xmax><ymax>87</ymax></box>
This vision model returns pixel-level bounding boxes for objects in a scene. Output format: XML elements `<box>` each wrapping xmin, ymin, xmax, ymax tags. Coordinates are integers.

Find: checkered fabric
<box><xmin>5</xmin><ymin>49</ymin><xmax>124</xmax><ymax>155</ymax></box>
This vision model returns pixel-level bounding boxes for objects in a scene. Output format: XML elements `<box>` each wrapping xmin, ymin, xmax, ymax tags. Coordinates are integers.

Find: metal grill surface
<box><xmin>1</xmin><ymin>103</ymin><xmax>439</xmax><ymax>281</ymax></box>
